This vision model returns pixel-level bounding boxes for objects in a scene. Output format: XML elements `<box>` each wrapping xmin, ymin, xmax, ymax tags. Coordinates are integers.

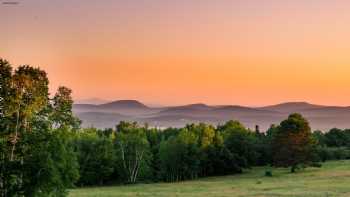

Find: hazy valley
<box><xmin>73</xmin><ymin>100</ymin><xmax>350</xmax><ymax>131</ymax></box>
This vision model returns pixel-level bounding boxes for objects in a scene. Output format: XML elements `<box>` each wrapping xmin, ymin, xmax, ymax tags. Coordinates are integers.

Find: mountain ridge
<box><xmin>73</xmin><ymin>100</ymin><xmax>350</xmax><ymax>131</ymax></box>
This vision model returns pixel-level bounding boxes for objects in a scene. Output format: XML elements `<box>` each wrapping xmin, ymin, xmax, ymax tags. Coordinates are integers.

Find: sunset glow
<box><xmin>2</xmin><ymin>0</ymin><xmax>350</xmax><ymax>106</ymax></box>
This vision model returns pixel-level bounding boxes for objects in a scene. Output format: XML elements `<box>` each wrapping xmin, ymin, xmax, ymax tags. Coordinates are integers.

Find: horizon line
<box><xmin>73</xmin><ymin>99</ymin><xmax>350</xmax><ymax>108</ymax></box>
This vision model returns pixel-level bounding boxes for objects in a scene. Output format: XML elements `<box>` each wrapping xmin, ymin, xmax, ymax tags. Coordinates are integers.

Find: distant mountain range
<box><xmin>73</xmin><ymin>100</ymin><xmax>350</xmax><ymax>131</ymax></box>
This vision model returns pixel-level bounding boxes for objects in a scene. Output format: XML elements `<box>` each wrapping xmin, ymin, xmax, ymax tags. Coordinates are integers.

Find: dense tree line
<box><xmin>72</xmin><ymin>116</ymin><xmax>350</xmax><ymax>186</ymax></box>
<box><xmin>1</xmin><ymin>59</ymin><xmax>350</xmax><ymax>196</ymax></box>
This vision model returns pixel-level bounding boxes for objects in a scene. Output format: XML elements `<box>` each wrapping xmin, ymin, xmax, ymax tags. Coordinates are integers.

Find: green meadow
<box><xmin>69</xmin><ymin>160</ymin><xmax>350</xmax><ymax>197</ymax></box>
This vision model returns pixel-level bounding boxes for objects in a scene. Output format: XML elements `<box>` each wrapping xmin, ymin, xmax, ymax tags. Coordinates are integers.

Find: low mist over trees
<box><xmin>2</xmin><ymin>59</ymin><xmax>350</xmax><ymax>196</ymax></box>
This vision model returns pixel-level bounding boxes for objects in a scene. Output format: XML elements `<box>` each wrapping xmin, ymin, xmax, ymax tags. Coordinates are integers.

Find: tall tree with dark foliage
<box><xmin>272</xmin><ymin>113</ymin><xmax>315</xmax><ymax>173</ymax></box>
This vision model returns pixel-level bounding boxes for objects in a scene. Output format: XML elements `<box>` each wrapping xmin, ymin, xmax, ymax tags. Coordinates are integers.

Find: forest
<box><xmin>1</xmin><ymin>59</ymin><xmax>350</xmax><ymax>196</ymax></box>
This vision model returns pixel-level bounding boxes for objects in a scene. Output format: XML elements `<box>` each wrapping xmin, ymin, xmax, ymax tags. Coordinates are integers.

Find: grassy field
<box><xmin>69</xmin><ymin>160</ymin><xmax>350</xmax><ymax>197</ymax></box>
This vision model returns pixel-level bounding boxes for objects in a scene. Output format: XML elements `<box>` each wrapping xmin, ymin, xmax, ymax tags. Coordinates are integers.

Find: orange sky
<box><xmin>2</xmin><ymin>0</ymin><xmax>350</xmax><ymax>106</ymax></box>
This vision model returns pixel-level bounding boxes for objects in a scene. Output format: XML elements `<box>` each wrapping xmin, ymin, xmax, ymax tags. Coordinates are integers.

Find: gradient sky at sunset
<box><xmin>2</xmin><ymin>0</ymin><xmax>350</xmax><ymax>106</ymax></box>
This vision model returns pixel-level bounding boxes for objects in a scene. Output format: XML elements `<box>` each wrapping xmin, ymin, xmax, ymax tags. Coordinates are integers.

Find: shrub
<box><xmin>265</xmin><ymin>170</ymin><xmax>272</xmax><ymax>177</ymax></box>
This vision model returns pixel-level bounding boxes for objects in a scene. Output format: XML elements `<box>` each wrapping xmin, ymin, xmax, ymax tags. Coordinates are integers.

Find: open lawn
<box><xmin>69</xmin><ymin>160</ymin><xmax>350</xmax><ymax>197</ymax></box>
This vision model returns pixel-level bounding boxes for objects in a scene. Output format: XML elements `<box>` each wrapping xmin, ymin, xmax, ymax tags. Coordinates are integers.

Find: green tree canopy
<box><xmin>272</xmin><ymin>113</ymin><xmax>316</xmax><ymax>172</ymax></box>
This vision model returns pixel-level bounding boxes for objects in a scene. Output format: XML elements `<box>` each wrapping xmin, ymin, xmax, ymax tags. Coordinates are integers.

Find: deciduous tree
<box><xmin>272</xmin><ymin>113</ymin><xmax>315</xmax><ymax>173</ymax></box>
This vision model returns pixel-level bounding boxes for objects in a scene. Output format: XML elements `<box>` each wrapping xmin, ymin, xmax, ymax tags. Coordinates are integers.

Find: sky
<box><xmin>1</xmin><ymin>0</ymin><xmax>350</xmax><ymax>106</ymax></box>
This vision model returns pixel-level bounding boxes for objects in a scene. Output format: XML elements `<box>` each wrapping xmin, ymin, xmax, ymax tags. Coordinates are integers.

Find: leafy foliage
<box><xmin>74</xmin><ymin>129</ymin><xmax>116</xmax><ymax>186</ymax></box>
<box><xmin>114</xmin><ymin>123</ymin><xmax>151</xmax><ymax>183</ymax></box>
<box><xmin>0</xmin><ymin>59</ymin><xmax>80</xmax><ymax>196</ymax></box>
<box><xmin>4</xmin><ymin>58</ymin><xmax>350</xmax><ymax>195</ymax></box>
<box><xmin>272</xmin><ymin>113</ymin><xmax>315</xmax><ymax>172</ymax></box>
